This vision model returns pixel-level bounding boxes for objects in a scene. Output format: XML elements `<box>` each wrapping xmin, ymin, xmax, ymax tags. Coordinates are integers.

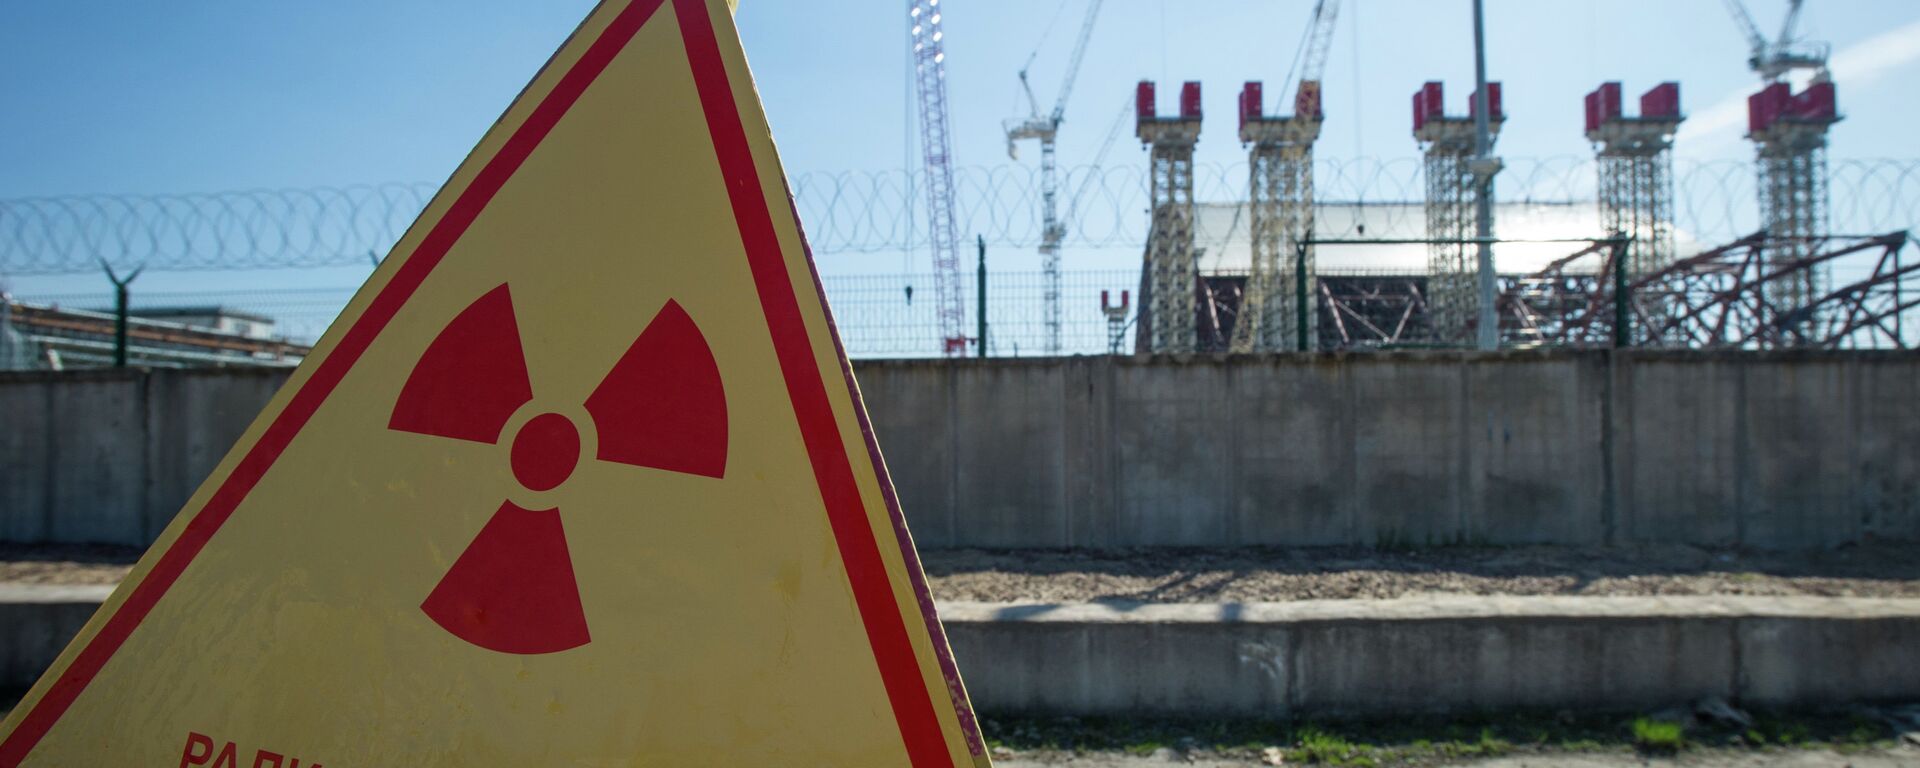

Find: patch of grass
<box><xmin>980</xmin><ymin>712</ymin><xmax>1610</xmax><ymax>766</ymax></box>
<box><xmin>1291</xmin><ymin>725</ymin><xmax>1376</xmax><ymax>765</ymax></box>
<box><xmin>1630</xmin><ymin>716</ymin><xmax>1686</xmax><ymax>754</ymax></box>
<box><xmin>1747</xmin><ymin>713</ymin><xmax>1812</xmax><ymax>746</ymax></box>
<box><xmin>979</xmin><ymin>707</ymin><xmax>1902</xmax><ymax>766</ymax></box>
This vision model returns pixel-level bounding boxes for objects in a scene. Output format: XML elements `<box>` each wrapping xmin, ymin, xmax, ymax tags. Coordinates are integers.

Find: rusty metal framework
<box><xmin>1134</xmin><ymin>81</ymin><xmax>1202</xmax><ymax>353</ymax></box>
<box><xmin>1501</xmin><ymin>232</ymin><xmax>1913</xmax><ymax>349</ymax></box>
<box><xmin>1317</xmin><ymin>274</ymin><xmax>1428</xmax><ymax>349</ymax></box>
<box><xmin>1301</xmin><ymin>230</ymin><xmax>1915</xmax><ymax>352</ymax></box>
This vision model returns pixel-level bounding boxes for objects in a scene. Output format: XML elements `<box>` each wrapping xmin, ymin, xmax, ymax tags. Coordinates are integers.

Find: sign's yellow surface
<box><xmin>0</xmin><ymin>1</ymin><xmax>987</xmax><ymax>765</ymax></box>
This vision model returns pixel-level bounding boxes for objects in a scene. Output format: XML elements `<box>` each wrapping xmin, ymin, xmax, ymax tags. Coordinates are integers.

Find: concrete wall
<box><xmin>0</xmin><ymin>585</ymin><xmax>110</xmax><ymax>692</ymax></box>
<box><xmin>940</xmin><ymin>596</ymin><xmax>1920</xmax><ymax>716</ymax></box>
<box><xmin>864</xmin><ymin>351</ymin><xmax>1919</xmax><ymax>550</ymax></box>
<box><xmin>10</xmin><ymin>591</ymin><xmax>1917</xmax><ymax>717</ymax></box>
<box><xmin>3</xmin><ymin>351</ymin><xmax>1916</xmax><ymax>549</ymax></box>
<box><xmin>1</xmin><ymin>368</ymin><xmax>289</xmax><ymax>546</ymax></box>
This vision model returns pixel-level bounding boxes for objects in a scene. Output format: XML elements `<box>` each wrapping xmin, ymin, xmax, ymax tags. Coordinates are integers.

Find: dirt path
<box><xmin>923</xmin><ymin>543</ymin><xmax>1920</xmax><ymax>603</ymax></box>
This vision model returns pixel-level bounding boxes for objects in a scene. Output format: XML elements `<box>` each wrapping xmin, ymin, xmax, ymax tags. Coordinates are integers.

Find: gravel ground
<box><xmin>7</xmin><ymin>542</ymin><xmax>1920</xmax><ymax>602</ymax></box>
<box><xmin>0</xmin><ymin>544</ymin><xmax>142</xmax><ymax>585</ymax></box>
<box><xmin>922</xmin><ymin>543</ymin><xmax>1920</xmax><ymax>603</ymax></box>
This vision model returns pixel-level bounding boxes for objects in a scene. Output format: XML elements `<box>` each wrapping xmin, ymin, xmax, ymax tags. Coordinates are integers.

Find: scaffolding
<box><xmin>1412</xmin><ymin>81</ymin><xmax>1502</xmax><ymax>345</ymax></box>
<box><xmin>1134</xmin><ymin>81</ymin><xmax>1203</xmax><ymax>354</ymax></box>
<box><xmin>1584</xmin><ymin>82</ymin><xmax>1683</xmax><ymax>343</ymax></box>
<box><xmin>1748</xmin><ymin>80</ymin><xmax>1840</xmax><ymax>313</ymax></box>
<box><xmin>1586</xmin><ymin>82</ymin><xmax>1683</xmax><ymax>278</ymax></box>
<box><xmin>1233</xmin><ymin>82</ymin><xmax>1319</xmax><ymax>353</ymax></box>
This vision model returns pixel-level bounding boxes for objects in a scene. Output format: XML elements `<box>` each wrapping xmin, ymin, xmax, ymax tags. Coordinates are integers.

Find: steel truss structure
<box><xmin>1003</xmin><ymin>0</ymin><xmax>1104</xmax><ymax>355</ymax></box>
<box><xmin>1317</xmin><ymin>274</ymin><xmax>1428</xmax><ymax>349</ymax></box>
<box><xmin>1748</xmin><ymin>80</ymin><xmax>1840</xmax><ymax>313</ymax></box>
<box><xmin>1412</xmin><ymin>81</ymin><xmax>1503</xmax><ymax>345</ymax></box>
<box><xmin>1586</xmin><ymin>82</ymin><xmax>1683</xmax><ymax>281</ymax></box>
<box><xmin>1233</xmin><ymin>82</ymin><xmax>1318</xmax><ymax>353</ymax></box>
<box><xmin>1502</xmin><ymin>231</ymin><xmax>1914</xmax><ymax>350</ymax></box>
<box><xmin>908</xmin><ymin>0</ymin><xmax>969</xmax><ymax>355</ymax></box>
<box><xmin>1134</xmin><ymin>81</ymin><xmax>1203</xmax><ymax>353</ymax></box>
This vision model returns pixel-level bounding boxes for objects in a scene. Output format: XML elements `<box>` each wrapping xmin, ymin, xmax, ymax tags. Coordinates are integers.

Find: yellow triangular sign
<box><xmin>0</xmin><ymin>0</ymin><xmax>988</xmax><ymax>765</ymax></box>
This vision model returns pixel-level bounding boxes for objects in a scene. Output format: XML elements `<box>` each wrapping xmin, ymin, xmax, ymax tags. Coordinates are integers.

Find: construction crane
<box><xmin>1005</xmin><ymin>0</ymin><xmax>1104</xmax><ymax>355</ymax></box>
<box><xmin>1722</xmin><ymin>0</ymin><xmax>1830</xmax><ymax>81</ymax></box>
<box><xmin>1231</xmin><ymin>0</ymin><xmax>1339</xmax><ymax>353</ymax></box>
<box><xmin>1728</xmin><ymin>0</ymin><xmax>1841</xmax><ymax>319</ymax></box>
<box><xmin>909</xmin><ymin>0</ymin><xmax>968</xmax><ymax>356</ymax></box>
<box><xmin>1288</xmin><ymin>0</ymin><xmax>1341</xmax><ymax>124</ymax></box>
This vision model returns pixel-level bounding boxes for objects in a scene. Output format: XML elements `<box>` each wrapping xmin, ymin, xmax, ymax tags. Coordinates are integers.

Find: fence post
<box><xmin>1295</xmin><ymin>241</ymin><xmax>1310</xmax><ymax>352</ymax></box>
<box><xmin>0</xmin><ymin>295</ymin><xmax>14</xmax><ymax>370</ymax></box>
<box><xmin>101</xmin><ymin>261</ymin><xmax>145</xmax><ymax>368</ymax></box>
<box><xmin>976</xmin><ymin>235</ymin><xmax>988</xmax><ymax>358</ymax></box>
<box><xmin>1611</xmin><ymin>239</ymin><xmax>1630</xmax><ymax>349</ymax></box>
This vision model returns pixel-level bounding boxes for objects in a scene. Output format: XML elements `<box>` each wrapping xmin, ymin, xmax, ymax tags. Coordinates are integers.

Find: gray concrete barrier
<box><xmin>862</xmin><ymin>351</ymin><xmax>1919</xmax><ymax>549</ymax></box>
<box><xmin>0</xmin><ymin>585</ymin><xmax>111</xmax><ymax>691</ymax></box>
<box><xmin>1</xmin><ymin>368</ymin><xmax>289</xmax><ymax>546</ymax></box>
<box><xmin>8</xmin><ymin>588</ymin><xmax>1916</xmax><ymax>717</ymax></box>
<box><xmin>3</xmin><ymin>351</ymin><xmax>1917</xmax><ymax>549</ymax></box>
<box><xmin>940</xmin><ymin>596</ymin><xmax>1920</xmax><ymax>716</ymax></box>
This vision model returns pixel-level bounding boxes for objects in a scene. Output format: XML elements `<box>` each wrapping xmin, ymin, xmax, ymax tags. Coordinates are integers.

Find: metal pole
<box><xmin>0</xmin><ymin>295</ymin><xmax>14</xmax><ymax>370</ymax></box>
<box><xmin>1295</xmin><ymin>242</ymin><xmax>1310</xmax><ymax>352</ymax></box>
<box><xmin>1612</xmin><ymin>241</ymin><xmax>1630</xmax><ymax>349</ymax></box>
<box><xmin>114</xmin><ymin>281</ymin><xmax>129</xmax><ymax>367</ymax></box>
<box><xmin>976</xmin><ymin>235</ymin><xmax>988</xmax><ymax>358</ymax></box>
<box><xmin>1470</xmin><ymin>0</ymin><xmax>1499</xmax><ymax>351</ymax></box>
<box><xmin>101</xmin><ymin>261</ymin><xmax>144</xmax><ymax>368</ymax></box>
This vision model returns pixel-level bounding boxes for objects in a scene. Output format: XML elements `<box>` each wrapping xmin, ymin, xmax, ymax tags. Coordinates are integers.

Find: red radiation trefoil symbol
<box><xmin>388</xmin><ymin>283</ymin><xmax>727</xmax><ymax>655</ymax></box>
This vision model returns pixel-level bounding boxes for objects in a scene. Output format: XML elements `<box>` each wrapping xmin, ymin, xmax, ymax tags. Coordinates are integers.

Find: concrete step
<box><xmin>941</xmin><ymin>596</ymin><xmax>1920</xmax><ymax>716</ymax></box>
<box><xmin>6</xmin><ymin>586</ymin><xmax>1918</xmax><ymax>717</ymax></box>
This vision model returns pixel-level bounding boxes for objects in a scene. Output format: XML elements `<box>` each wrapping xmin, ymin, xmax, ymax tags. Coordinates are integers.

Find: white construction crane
<box><xmin>1722</xmin><ymin>0</ymin><xmax>1829</xmax><ymax>81</ymax></box>
<box><xmin>909</xmin><ymin>0</ymin><xmax>968</xmax><ymax>355</ymax></box>
<box><xmin>1289</xmin><ymin>0</ymin><xmax>1341</xmax><ymax>124</ymax></box>
<box><xmin>1005</xmin><ymin>0</ymin><xmax>1104</xmax><ymax>355</ymax></box>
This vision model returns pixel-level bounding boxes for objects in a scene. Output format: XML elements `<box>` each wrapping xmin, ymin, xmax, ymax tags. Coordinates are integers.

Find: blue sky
<box><xmin>2</xmin><ymin>0</ymin><xmax>1918</xmax><ymax>300</ymax></box>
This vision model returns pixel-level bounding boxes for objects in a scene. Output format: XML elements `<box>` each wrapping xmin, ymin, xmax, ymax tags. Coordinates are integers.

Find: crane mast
<box><xmin>1005</xmin><ymin>0</ymin><xmax>1105</xmax><ymax>355</ymax></box>
<box><xmin>910</xmin><ymin>0</ymin><xmax>968</xmax><ymax>355</ymax></box>
<box><xmin>1293</xmin><ymin>0</ymin><xmax>1340</xmax><ymax>117</ymax></box>
<box><xmin>1721</xmin><ymin>0</ymin><xmax>1828</xmax><ymax>81</ymax></box>
<box><xmin>1727</xmin><ymin>0</ymin><xmax>1840</xmax><ymax>320</ymax></box>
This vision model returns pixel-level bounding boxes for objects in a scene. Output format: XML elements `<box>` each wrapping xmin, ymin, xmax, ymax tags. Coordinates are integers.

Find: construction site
<box><xmin>3</xmin><ymin>0</ymin><xmax>1920</xmax><ymax>766</ymax></box>
<box><xmin>2</xmin><ymin>2</ymin><xmax>1917</xmax><ymax>363</ymax></box>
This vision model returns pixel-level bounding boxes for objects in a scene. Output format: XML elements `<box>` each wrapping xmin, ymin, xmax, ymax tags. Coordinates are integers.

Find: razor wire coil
<box><xmin>2</xmin><ymin>158</ymin><xmax>1916</xmax><ymax>275</ymax></box>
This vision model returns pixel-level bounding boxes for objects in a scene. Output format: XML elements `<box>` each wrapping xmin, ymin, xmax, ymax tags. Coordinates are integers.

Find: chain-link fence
<box><xmin>4</xmin><ymin>271</ymin><xmax>1143</xmax><ymax>360</ymax></box>
<box><xmin>8</xmin><ymin>242</ymin><xmax>1915</xmax><ymax>365</ymax></box>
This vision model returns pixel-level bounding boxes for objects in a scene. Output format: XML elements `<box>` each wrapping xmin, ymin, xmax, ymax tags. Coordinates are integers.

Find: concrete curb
<box><xmin>941</xmin><ymin>596</ymin><xmax>1920</xmax><ymax>716</ymax></box>
<box><xmin>6</xmin><ymin>589</ymin><xmax>1918</xmax><ymax>718</ymax></box>
<box><xmin>0</xmin><ymin>585</ymin><xmax>113</xmax><ymax>692</ymax></box>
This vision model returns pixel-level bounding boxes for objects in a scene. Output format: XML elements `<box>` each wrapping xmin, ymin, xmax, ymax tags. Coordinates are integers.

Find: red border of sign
<box><xmin>0</xmin><ymin>1</ymin><xmax>960</xmax><ymax>765</ymax></box>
